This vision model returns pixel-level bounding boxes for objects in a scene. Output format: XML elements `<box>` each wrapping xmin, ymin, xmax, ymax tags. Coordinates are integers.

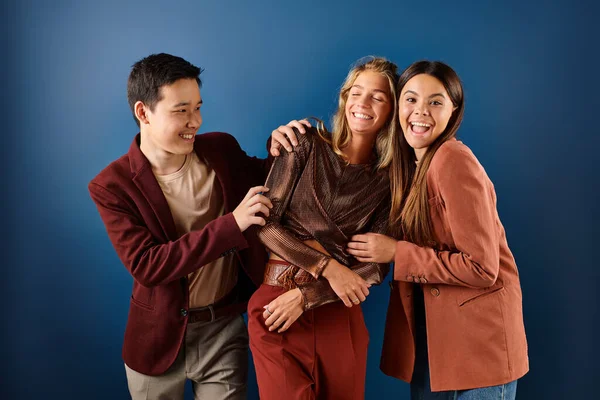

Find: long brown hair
<box><xmin>390</xmin><ymin>61</ymin><xmax>465</xmax><ymax>244</ymax></box>
<box><xmin>317</xmin><ymin>56</ymin><xmax>399</xmax><ymax>170</ymax></box>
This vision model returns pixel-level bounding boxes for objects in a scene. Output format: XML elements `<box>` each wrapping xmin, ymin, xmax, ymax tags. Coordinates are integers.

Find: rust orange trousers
<box><xmin>248</xmin><ymin>284</ymin><xmax>369</xmax><ymax>400</ymax></box>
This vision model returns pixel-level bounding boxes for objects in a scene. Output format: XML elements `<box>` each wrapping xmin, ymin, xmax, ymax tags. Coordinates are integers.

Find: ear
<box><xmin>134</xmin><ymin>101</ymin><xmax>150</xmax><ymax>125</ymax></box>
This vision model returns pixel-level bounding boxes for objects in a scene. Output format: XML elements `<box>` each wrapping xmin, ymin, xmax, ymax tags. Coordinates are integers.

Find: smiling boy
<box><xmin>89</xmin><ymin>53</ymin><xmax>273</xmax><ymax>399</ymax></box>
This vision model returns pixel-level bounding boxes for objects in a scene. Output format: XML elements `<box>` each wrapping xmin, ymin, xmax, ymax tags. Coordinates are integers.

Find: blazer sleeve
<box><xmin>393</xmin><ymin>146</ymin><xmax>500</xmax><ymax>288</ymax></box>
<box><xmin>257</xmin><ymin>128</ymin><xmax>332</xmax><ymax>279</ymax></box>
<box><xmin>241</xmin><ymin>136</ymin><xmax>274</xmax><ymax>179</ymax></box>
<box><xmin>89</xmin><ymin>182</ymin><xmax>249</xmax><ymax>287</ymax></box>
<box><xmin>298</xmin><ymin>201</ymin><xmax>392</xmax><ymax>310</ymax></box>
<box><xmin>217</xmin><ymin>131</ymin><xmax>273</xmax><ymax>181</ymax></box>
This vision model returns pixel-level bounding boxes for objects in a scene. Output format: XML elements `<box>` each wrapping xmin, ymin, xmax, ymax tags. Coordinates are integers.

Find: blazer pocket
<box><xmin>132</xmin><ymin>285</ymin><xmax>154</xmax><ymax>307</ymax></box>
<box><xmin>457</xmin><ymin>286</ymin><xmax>505</xmax><ymax>307</ymax></box>
<box><xmin>131</xmin><ymin>295</ymin><xmax>154</xmax><ymax>311</ymax></box>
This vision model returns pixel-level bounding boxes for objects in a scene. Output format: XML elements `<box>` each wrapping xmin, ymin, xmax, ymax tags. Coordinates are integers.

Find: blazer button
<box><xmin>406</xmin><ymin>275</ymin><xmax>413</xmax><ymax>282</ymax></box>
<box><xmin>420</xmin><ymin>277</ymin><xmax>428</xmax><ymax>284</ymax></box>
<box><xmin>430</xmin><ymin>288</ymin><xmax>440</xmax><ymax>297</ymax></box>
<box><xmin>180</xmin><ymin>308</ymin><xmax>188</xmax><ymax>317</ymax></box>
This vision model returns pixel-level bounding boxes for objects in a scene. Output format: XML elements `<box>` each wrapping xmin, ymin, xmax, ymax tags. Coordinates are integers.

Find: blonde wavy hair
<box><xmin>315</xmin><ymin>56</ymin><xmax>400</xmax><ymax>170</ymax></box>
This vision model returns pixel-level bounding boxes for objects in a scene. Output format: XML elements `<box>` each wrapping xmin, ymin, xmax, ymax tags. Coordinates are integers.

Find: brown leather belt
<box><xmin>188</xmin><ymin>288</ymin><xmax>246</xmax><ymax>324</ymax></box>
<box><xmin>263</xmin><ymin>260</ymin><xmax>316</xmax><ymax>290</ymax></box>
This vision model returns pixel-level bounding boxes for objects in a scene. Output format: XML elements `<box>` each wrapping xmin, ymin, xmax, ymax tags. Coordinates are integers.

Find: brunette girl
<box><xmin>348</xmin><ymin>61</ymin><xmax>528</xmax><ymax>399</ymax></box>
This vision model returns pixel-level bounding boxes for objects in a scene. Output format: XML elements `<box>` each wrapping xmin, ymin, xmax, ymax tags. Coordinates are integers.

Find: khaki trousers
<box><xmin>125</xmin><ymin>314</ymin><xmax>248</xmax><ymax>400</ymax></box>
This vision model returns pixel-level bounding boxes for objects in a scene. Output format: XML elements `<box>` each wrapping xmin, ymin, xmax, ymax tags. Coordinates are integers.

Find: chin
<box><xmin>353</xmin><ymin>126</ymin><xmax>379</xmax><ymax>137</ymax></box>
<box><xmin>170</xmin><ymin>146</ymin><xmax>192</xmax><ymax>155</ymax></box>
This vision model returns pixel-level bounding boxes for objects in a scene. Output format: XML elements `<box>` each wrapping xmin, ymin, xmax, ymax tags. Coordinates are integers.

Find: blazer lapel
<box><xmin>194</xmin><ymin>135</ymin><xmax>236</xmax><ymax>214</ymax></box>
<box><xmin>128</xmin><ymin>134</ymin><xmax>179</xmax><ymax>241</ymax></box>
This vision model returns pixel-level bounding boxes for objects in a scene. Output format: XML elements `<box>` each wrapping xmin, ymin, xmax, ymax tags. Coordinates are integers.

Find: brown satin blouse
<box><xmin>258</xmin><ymin>127</ymin><xmax>391</xmax><ymax>309</ymax></box>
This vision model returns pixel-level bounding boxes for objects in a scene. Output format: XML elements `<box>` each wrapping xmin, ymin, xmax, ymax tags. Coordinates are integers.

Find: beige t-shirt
<box><xmin>155</xmin><ymin>152</ymin><xmax>238</xmax><ymax>308</ymax></box>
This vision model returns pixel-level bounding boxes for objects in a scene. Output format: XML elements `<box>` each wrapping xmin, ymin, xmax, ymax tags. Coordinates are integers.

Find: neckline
<box><xmin>155</xmin><ymin>153</ymin><xmax>194</xmax><ymax>182</ymax></box>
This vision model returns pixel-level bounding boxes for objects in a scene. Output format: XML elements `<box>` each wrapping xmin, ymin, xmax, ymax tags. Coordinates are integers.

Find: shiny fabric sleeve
<box><xmin>298</xmin><ymin>201</ymin><xmax>392</xmax><ymax>310</ymax></box>
<box><xmin>258</xmin><ymin>129</ymin><xmax>332</xmax><ymax>279</ymax></box>
<box><xmin>393</xmin><ymin>145</ymin><xmax>500</xmax><ymax>288</ymax></box>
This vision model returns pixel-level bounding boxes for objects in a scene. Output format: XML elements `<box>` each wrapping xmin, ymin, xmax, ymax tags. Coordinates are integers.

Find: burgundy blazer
<box><xmin>89</xmin><ymin>132</ymin><xmax>270</xmax><ymax>375</ymax></box>
<box><xmin>380</xmin><ymin>139</ymin><xmax>528</xmax><ymax>391</ymax></box>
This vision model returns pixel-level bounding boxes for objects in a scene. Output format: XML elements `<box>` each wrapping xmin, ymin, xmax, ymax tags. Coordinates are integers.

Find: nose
<box><xmin>414</xmin><ymin>101</ymin><xmax>430</xmax><ymax>116</ymax></box>
<box><xmin>354</xmin><ymin>93</ymin><xmax>372</xmax><ymax>108</ymax></box>
<box><xmin>188</xmin><ymin>110</ymin><xmax>202</xmax><ymax>130</ymax></box>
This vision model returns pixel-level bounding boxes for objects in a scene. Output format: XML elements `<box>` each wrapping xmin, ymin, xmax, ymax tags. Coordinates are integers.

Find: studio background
<box><xmin>3</xmin><ymin>0</ymin><xmax>598</xmax><ymax>399</ymax></box>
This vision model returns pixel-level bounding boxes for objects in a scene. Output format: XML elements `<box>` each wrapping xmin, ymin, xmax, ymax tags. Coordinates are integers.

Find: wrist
<box><xmin>321</xmin><ymin>259</ymin><xmax>337</xmax><ymax>279</ymax></box>
<box><xmin>292</xmin><ymin>288</ymin><xmax>302</xmax><ymax>300</ymax></box>
<box><xmin>231</xmin><ymin>211</ymin><xmax>246</xmax><ymax>232</ymax></box>
<box><xmin>390</xmin><ymin>240</ymin><xmax>398</xmax><ymax>262</ymax></box>
<box><xmin>293</xmin><ymin>288</ymin><xmax>306</xmax><ymax>310</ymax></box>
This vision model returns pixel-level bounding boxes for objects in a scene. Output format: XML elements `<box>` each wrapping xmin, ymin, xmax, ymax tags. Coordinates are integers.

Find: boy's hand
<box><xmin>232</xmin><ymin>186</ymin><xmax>272</xmax><ymax>232</ymax></box>
<box><xmin>269</xmin><ymin>119</ymin><xmax>312</xmax><ymax>156</ymax></box>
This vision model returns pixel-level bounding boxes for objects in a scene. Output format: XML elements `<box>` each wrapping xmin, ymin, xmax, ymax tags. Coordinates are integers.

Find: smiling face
<box><xmin>398</xmin><ymin>73</ymin><xmax>455</xmax><ymax>160</ymax></box>
<box><xmin>344</xmin><ymin>70</ymin><xmax>393</xmax><ymax>139</ymax></box>
<box><xmin>139</xmin><ymin>78</ymin><xmax>203</xmax><ymax>157</ymax></box>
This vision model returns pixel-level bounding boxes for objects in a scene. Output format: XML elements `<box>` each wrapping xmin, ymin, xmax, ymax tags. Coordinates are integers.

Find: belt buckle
<box><xmin>192</xmin><ymin>304</ymin><xmax>216</xmax><ymax>323</ymax></box>
<box><xmin>278</xmin><ymin>266</ymin><xmax>299</xmax><ymax>290</ymax></box>
<box><xmin>283</xmin><ymin>280</ymin><xmax>296</xmax><ymax>291</ymax></box>
<box><xmin>206</xmin><ymin>304</ymin><xmax>216</xmax><ymax>322</ymax></box>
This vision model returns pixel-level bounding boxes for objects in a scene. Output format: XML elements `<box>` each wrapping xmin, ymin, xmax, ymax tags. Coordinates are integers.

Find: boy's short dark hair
<box><xmin>127</xmin><ymin>53</ymin><xmax>203</xmax><ymax>127</ymax></box>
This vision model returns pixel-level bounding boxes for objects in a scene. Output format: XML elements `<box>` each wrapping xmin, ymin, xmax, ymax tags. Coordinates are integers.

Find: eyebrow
<box><xmin>351</xmin><ymin>85</ymin><xmax>389</xmax><ymax>95</ymax></box>
<box><xmin>173</xmin><ymin>99</ymin><xmax>203</xmax><ymax>107</ymax></box>
<box><xmin>404</xmin><ymin>90</ymin><xmax>446</xmax><ymax>99</ymax></box>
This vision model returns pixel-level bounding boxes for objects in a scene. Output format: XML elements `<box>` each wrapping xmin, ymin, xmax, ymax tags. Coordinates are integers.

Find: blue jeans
<box><xmin>410</xmin><ymin>285</ymin><xmax>518</xmax><ymax>400</ymax></box>
<box><xmin>410</xmin><ymin>362</ymin><xmax>517</xmax><ymax>400</ymax></box>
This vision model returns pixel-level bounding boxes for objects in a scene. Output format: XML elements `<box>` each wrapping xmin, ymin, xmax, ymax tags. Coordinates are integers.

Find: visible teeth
<box><xmin>412</xmin><ymin>122</ymin><xmax>430</xmax><ymax>127</ymax></box>
<box><xmin>181</xmin><ymin>134</ymin><xmax>194</xmax><ymax>139</ymax></box>
<box><xmin>353</xmin><ymin>112</ymin><xmax>372</xmax><ymax>120</ymax></box>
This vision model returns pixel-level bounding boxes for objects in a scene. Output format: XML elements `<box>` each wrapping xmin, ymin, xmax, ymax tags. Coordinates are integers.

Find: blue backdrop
<box><xmin>3</xmin><ymin>0</ymin><xmax>598</xmax><ymax>399</ymax></box>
